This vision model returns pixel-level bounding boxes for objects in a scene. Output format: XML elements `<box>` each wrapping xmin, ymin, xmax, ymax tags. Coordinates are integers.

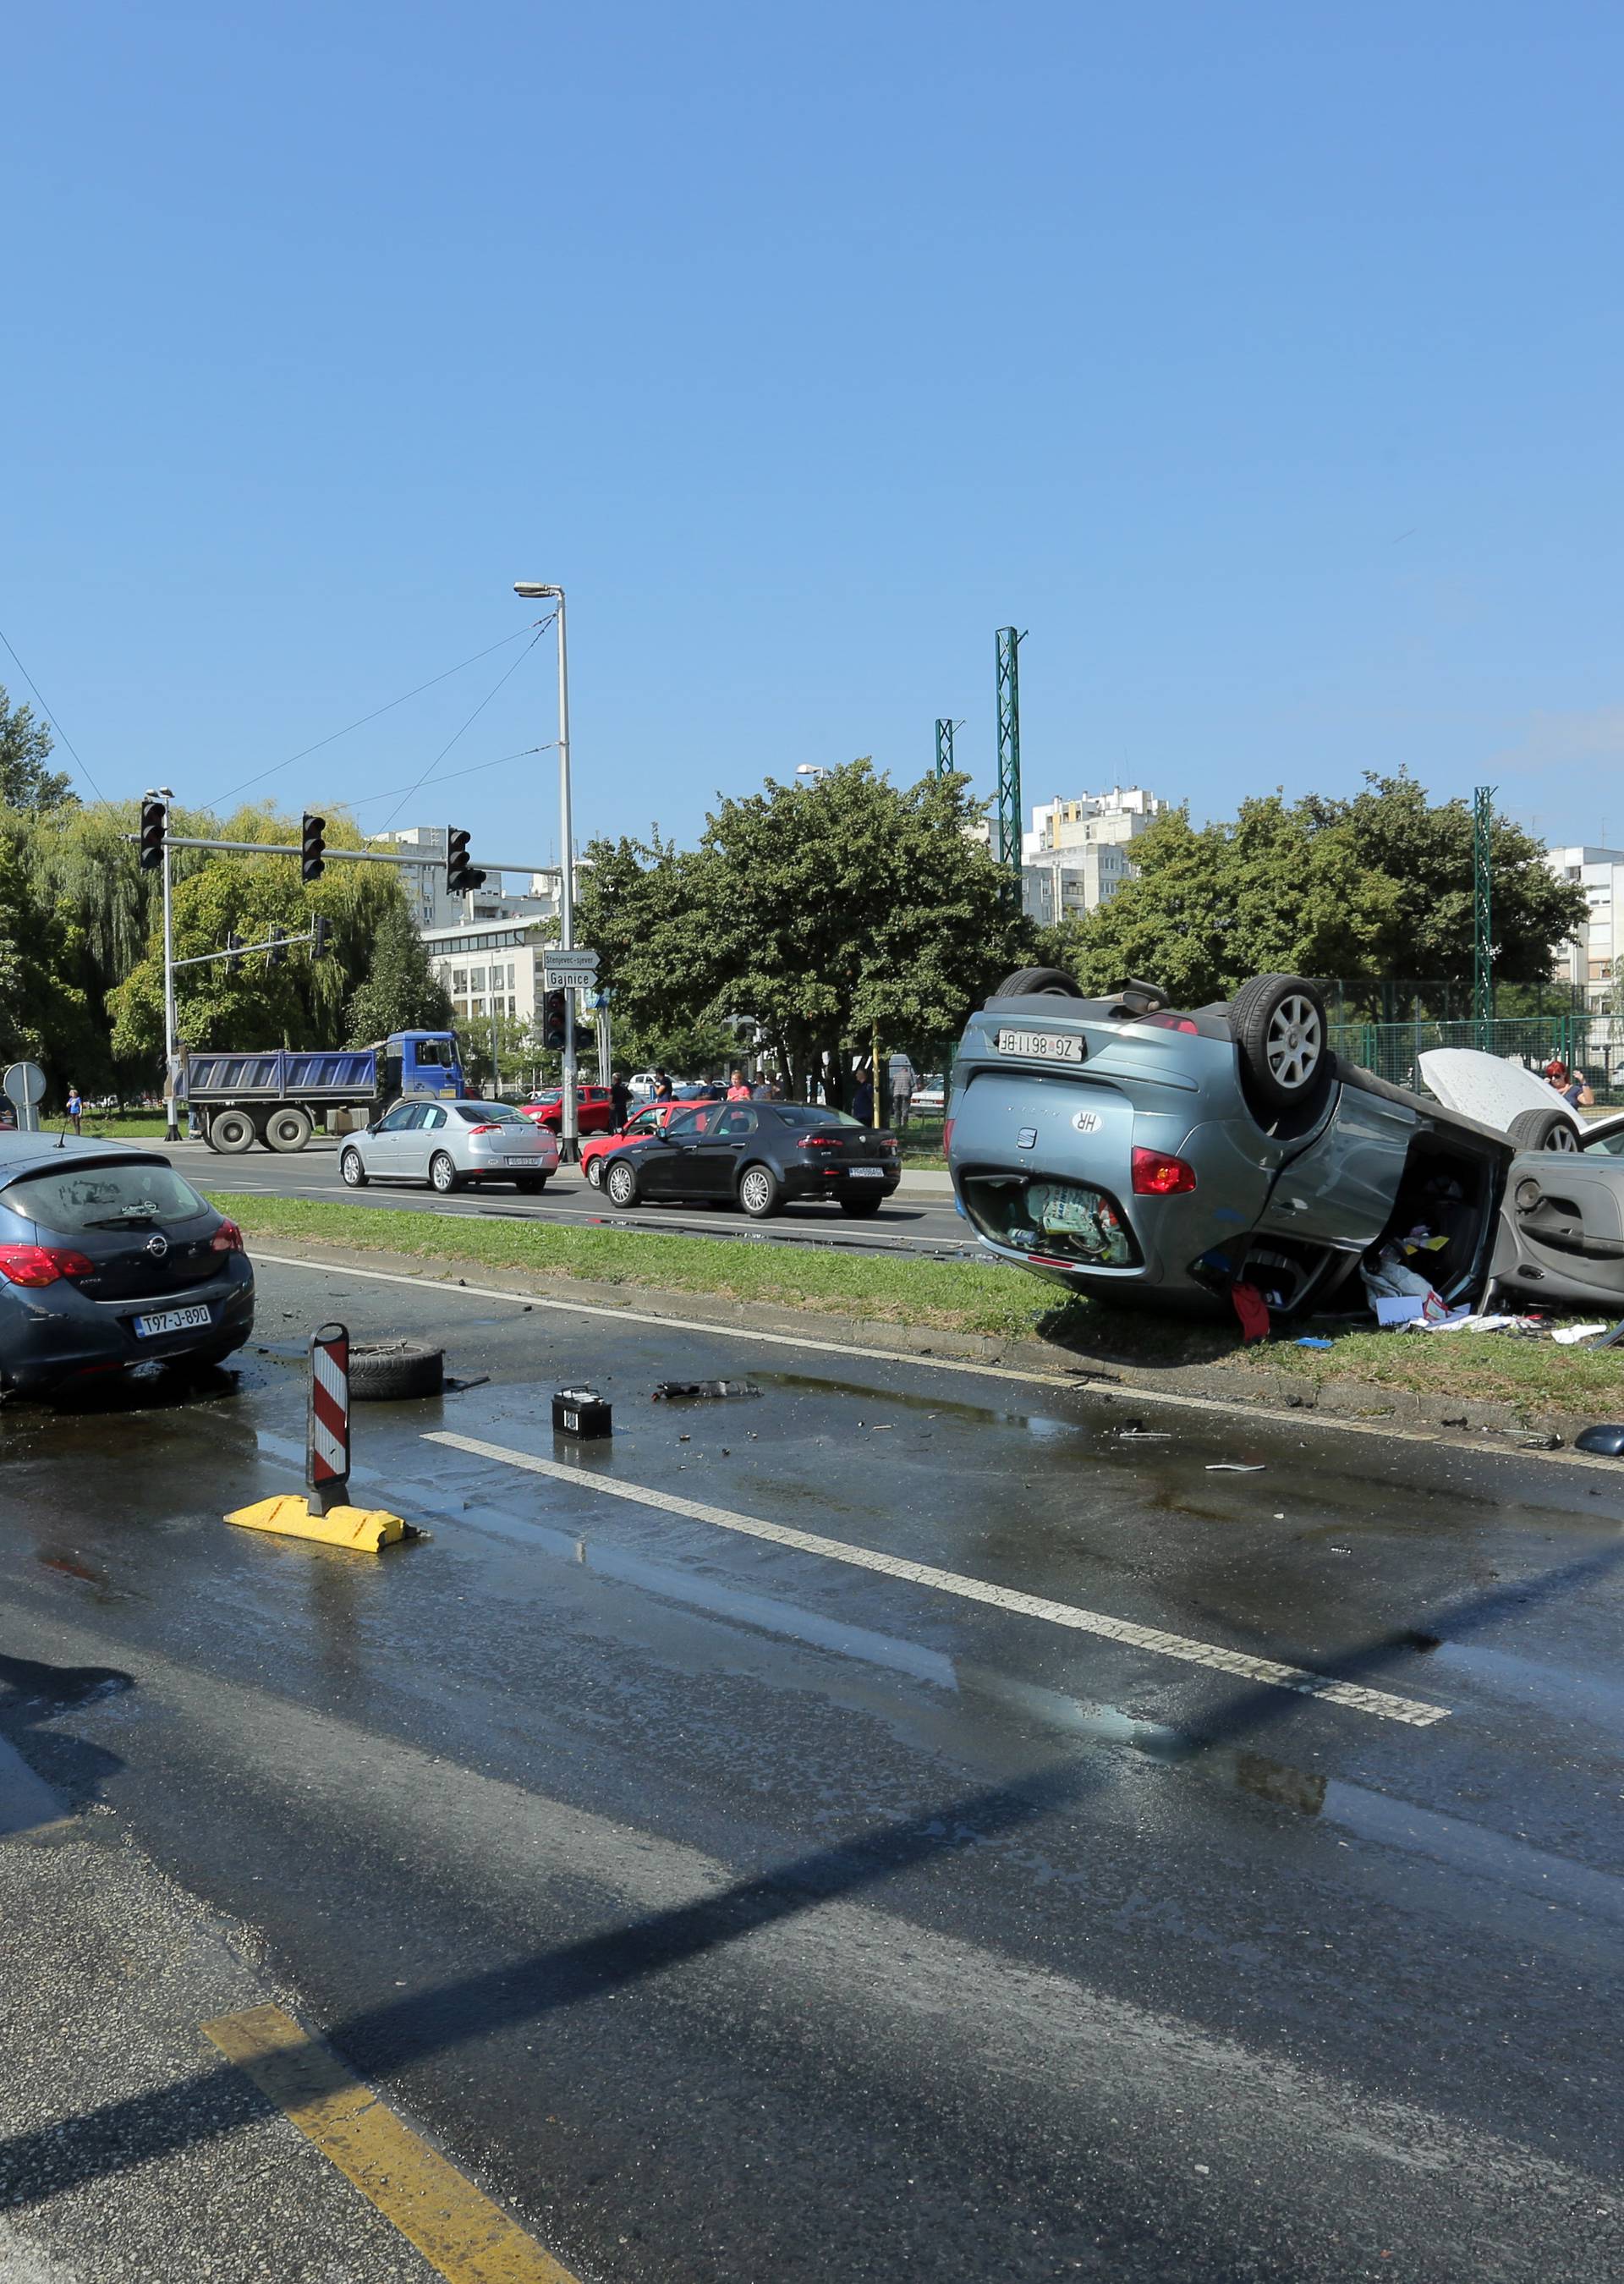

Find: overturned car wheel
<box><xmin>994</xmin><ymin>966</ymin><xmax>1084</xmax><ymax>999</ymax></box>
<box><xmin>1508</xmin><ymin>1106</ymin><xmax>1582</xmax><ymax>1152</ymax></box>
<box><xmin>1230</xmin><ymin>973</ymin><xmax>1331</xmax><ymax>1120</ymax></box>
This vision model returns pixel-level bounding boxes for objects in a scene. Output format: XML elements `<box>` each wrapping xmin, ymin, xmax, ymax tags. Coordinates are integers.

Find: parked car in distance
<box><xmin>672</xmin><ymin>1081</ymin><xmax>726</xmax><ymax>1102</ymax></box>
<box><xmin>948</xmin><ymin>966</ymin><xmax>1624</xmax><ymax>1322</ymax></box>
<box><xmin>518</xmin><ymin>1084</ymin><xmax>618</xmax><ymax>1136</ymax></box>
<box><xmin>579</xmin><ymin>1098</ymin><xmax>702</xmax><ymax>1188</ymax></box>
<box><xmin>628</xmin><ymin>1070</ymin><xmax>684</xmax><ymax>1102</ymax></box>
<box><xmin>910</xmin><ymin>1073</ymin><xmax>948</xmax><ymax>1116</ymax></box>
<box><xmin>0</xmin><ymin>1136</ymin><xmax>254</xmax><ymax>1397</ymax></box>
<box><xmin>601</xmin><ymin>1100</ymin><xmax>900</xmax><ymax>1218</ymax></box>
<box><xmin>340</xmin><ymin>1099</ymin><xmax>560</xmax><ymax>1194</ymax></box>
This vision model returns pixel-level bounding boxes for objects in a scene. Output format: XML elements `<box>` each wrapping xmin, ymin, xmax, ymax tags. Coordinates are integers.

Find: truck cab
<box><xmin>384</xmin><ymin>1031</ymin><xmax>464</xmax><ymax>1102</ymax></box>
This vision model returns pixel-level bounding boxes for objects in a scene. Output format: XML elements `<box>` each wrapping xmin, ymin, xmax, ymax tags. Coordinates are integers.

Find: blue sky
<box><xmin>6</xmin><ymin>3</ymin><xmax>1623</xmax><ymax>863</ymax></box>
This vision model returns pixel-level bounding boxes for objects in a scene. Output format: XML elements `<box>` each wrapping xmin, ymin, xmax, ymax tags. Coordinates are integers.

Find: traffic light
<box><xmin>226</xmin><ymin>931</ymin><xmax>244</xmax><ymax>972</ymax></box>
<box><xmin>301</xmin><ymin>813</ymin><xmax>326</xmax><ymax>884</ymax></box>
<box><xmin>266</xmin><ymin>922</ymin><xmax>286</xmax><ymax>968</ymax></box>
<box><xmin>540</xmin><ymin>990</ymin><xmax>568</xmax><ymax>1051</ymax></box>
<box><xmin>311</xmin><ymin>914</ymin><xmax>332</xmax><ymax>959</ymax></box>
<box><xmin>446</xmin><ymin>826</ymin><xmax>486</xmax><ymax>897</ymax></box>
<box><xmin>139</xmin><ymin>798</ymin><xmax>167</xmax><ymax>872</ymax></box>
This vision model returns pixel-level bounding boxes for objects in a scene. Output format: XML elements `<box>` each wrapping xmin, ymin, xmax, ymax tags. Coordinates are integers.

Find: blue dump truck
<box><xmin>187</xmin><ymin>1029</ymin><xmax>464</xmax><ymax>1154</ymax></box>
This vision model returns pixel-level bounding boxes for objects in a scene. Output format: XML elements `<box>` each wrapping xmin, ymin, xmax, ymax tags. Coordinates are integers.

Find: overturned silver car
<box><xmin>946</xmin><ymin>969</ymin><xmax>1624</xmax><ymax>1320</ymax></box>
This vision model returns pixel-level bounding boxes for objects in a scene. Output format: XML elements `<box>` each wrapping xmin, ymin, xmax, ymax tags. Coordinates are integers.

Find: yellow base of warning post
<box><xmin>224</xmin><ymin>1495</ymin><xmax>424</xmax><ymax>1551</ymax></box>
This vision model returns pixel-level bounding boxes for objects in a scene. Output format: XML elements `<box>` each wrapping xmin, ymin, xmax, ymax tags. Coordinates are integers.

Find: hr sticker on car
<box><xmin>996</xmin><ymin>1029</ymin><xmax>1083</xmax><ymax>1063</ymax></box>
<box><xmin>1072</xmin><ymin>1109</ymin><xmax>1102</xmax><ymax>1134</ymax></box>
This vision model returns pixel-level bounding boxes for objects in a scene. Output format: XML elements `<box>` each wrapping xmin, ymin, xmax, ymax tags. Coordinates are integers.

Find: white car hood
<box><xmin>1417</xmin><ymin>1048</ymin><xmax>1581</xmax><ymax>1136</ymax></box>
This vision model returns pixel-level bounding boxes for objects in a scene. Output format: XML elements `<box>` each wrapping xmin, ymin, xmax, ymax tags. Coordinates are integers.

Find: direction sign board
<box><xmin>544</xmin><ymin>950</ymin><xmax>601</xmax><ymax>988</ymax></box>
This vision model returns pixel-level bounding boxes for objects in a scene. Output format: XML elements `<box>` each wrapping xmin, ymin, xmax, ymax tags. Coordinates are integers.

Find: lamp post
<box><xmin>513</xmin><ymin>582</ymin><xmax>577</xmax><ymax>1155</ymax></box>
<box><xmin>149</xmin><ymin>784</ymin><xmax>180</xmax><ymax>1143</ymax></box>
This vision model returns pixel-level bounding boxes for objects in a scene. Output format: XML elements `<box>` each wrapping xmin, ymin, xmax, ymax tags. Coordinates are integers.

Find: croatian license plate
<box><xmin>134</xmin><ymin>1304</ymin><xmax>211</xmax><ymax>1339</ymax></box>
<box><xmin>848</xmin><ymin>1167</ymin><xmax>886</xmax><ymax>1179</ymax></box>
<box><xmin>503</xmin><ymin>1156</ymin><xmax>536</xmax><ymax>1165</ymax></box>
<box><xmin>996</xmin><ymin>1028</ymin><xmax>1083</xmax><ymax>1063</ymax></box>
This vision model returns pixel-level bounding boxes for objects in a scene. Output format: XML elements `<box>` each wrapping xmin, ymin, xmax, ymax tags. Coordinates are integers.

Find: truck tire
<box><xmin>264</xmin><ymin>1105</ymin><xmax>313</xmax><ymax>1153</ymax></box>
<box><xmin>1508</xmin><ymin>1106</ymin><xmax>1582</xmax><ymax>1153</ymax></box>
<box><xmin>208</xmin><ymin>1108</ymin><xmax>255</xmax><ymax>1155</ymax></box>
<box><xmin>348</xmin><ymin>1340</ymin><xmax>445</xmax><ymax>1402</ymax></box>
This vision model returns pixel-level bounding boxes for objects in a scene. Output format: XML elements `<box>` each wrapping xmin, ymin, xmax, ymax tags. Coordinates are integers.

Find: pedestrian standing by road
<box><xmin>654</xmin><ymin>1071</ymin><xmax>673</xmax><ymax>1101</ymax></box>
<box><xmin>611</xmin><ymin>1069</ymin><xmax>631</xmax><ymax>1128</ymax></box>
<box><xmin>65</xmin><ymin>1084</ymin><xmax>83</xmax><ymax>1137</ymax></box>
<box><xmin>889</xmin><ymin>1061</ymin><xmax>913</xmax><ymax>1129</ymax></box>
<box><xmin>727</xmin><ymin>1068</ymin><xmax>753</xmax><ymax>1101</ymax></box>
<box><xmin>851</xmin><ymin>1068</ymin><xmax>874</xmax><ymax>1125</ymax></box>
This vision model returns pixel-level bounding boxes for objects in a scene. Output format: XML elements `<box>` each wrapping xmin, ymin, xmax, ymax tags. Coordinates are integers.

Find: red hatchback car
<box><xmin>579</xmin><ymin>1099</ymin><xmax>714</xmax><ymax>1188</ymax></box>
<box><xmin>519</xmin><ymin>1085</ymin><xmax>618</xmax><ymax>1137</ymax></box>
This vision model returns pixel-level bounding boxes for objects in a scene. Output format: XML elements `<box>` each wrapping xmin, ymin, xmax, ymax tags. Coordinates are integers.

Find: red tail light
<box><xmin>0</xmin><ymin>1244</ymin><xmax>95</xmax><ymax>1287</ymax></box>
<box><xmin>467</xmin><ymin>1124</ymin><xmax>502</xmax><ymax>1135</ymax></box>
<box><xmin>1143</xmin><ymin>1014</ymin><xmax>1199</xmax><ymax>1034</ymax></box>
<box><xmin>210</xmin><ymin>1220</ymin><xmax>244</xmax><ymax>1253</ymax></box>
<box><xmin>1131</xmin><ymin>1146</ymin><xmax>1196</xmax><ymax>1196</ymax></box>
<box><xmin>797</xmin><ymin>1134</ymin><xmax>844</xmax><ymax>1150</ymax></box>
<box><xmin>943</xmin><ymin>1117</ymin><xmax>955</xmax><ymax>1156</ymax></box>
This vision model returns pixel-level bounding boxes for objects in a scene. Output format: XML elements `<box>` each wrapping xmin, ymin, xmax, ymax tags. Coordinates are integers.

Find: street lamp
<box><xmin>795</xmin><ymin>764</ymin><xmax>828</xmax><ymax>784</ymax></box>
<box><xmin>513</xmin><ymin>581</ymin><xmax>578</xmax><ymax>1155</ymax></box>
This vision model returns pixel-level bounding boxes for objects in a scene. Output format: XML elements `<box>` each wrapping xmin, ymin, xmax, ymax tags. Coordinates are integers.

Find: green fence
<box><xmin>1329</xmin><ymin>1013</ymin><xmax>1623</xmax><ymax>1101</ymax></box>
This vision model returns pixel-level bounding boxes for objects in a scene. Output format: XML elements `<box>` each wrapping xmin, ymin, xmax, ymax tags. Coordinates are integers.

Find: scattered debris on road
<box><xmin>652</xmin><ymin>1379</ymin><xmax>761</xmax><ymax>1401</ymax></box>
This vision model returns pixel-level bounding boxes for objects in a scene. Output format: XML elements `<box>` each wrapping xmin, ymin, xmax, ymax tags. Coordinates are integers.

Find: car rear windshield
<box><xmin>771</xmin><ymin>1106</ymin><xmax>864</xmax><ymax>1129</ymax></box>
<box><xmin>454</xmin><ymin>1104</ymin><xmax>529</xmax><ymax>1125</ymax></box>
<box><xmin>4</xmin><ymin>1161</ymin><xmax>211</xmax><ymax>1233</ymax></box>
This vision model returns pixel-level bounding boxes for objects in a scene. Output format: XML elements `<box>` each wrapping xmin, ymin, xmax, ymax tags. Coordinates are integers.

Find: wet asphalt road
<box><xmin>3</xmin><ymin>1254</ymin><xmax>1624</xmax><ymax>2280</ymax></box>
<box><xmin>160</xmin><ymin>1133</ymin><xmax>977</xmax><ymax>1258</ymax></box>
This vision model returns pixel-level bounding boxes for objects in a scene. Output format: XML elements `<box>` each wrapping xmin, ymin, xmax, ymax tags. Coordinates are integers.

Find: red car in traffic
<box><xmin>579</xmin><ymin>1098</ymin><xmax>716</xmax><ymax>1187</ymax></box>
<box><xmin>519</xmin><ymin>1085</ymin><xmax>618</xmax><ymax>1137</ymax></box>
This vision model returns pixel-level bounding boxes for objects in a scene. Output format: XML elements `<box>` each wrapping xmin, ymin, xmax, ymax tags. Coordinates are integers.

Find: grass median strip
<box><xmin>206</xmin><ymin>1191</ymin><xmax>1057</xmax><ymax>1340</ymax></box>
<box><xmin>209</xmin><ymin>1192</ymin><xmax>1624</xmax><ymax>1413</ymax></box>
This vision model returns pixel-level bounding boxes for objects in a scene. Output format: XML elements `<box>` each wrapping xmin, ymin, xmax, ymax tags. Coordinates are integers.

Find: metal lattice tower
<box><xmin>934</xmin><ymin>718</ymin><xmax>963</xmax><ymax>778</ymax></box>
<box><xmin>995</xmin><ymin>629</ymin><xmax>1023</xmax><ymax>873</ymax></box>
<box><xmin>1473</xmin><ymin>784</ymin><xmax>1495</xmax><ymax>1023</ymax></box>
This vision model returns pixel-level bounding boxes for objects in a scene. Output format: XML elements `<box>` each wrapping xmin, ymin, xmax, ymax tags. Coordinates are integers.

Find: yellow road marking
<box><xmin>202</xmin><ymin>2004</ymin><xmax>578</xmax><ymax>2284</ymax></box>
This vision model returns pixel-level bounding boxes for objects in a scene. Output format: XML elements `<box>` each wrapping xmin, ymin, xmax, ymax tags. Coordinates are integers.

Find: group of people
<box><xmin>612</xmin><ymin>1063</ymin><xmax>916</xmax><ymax>1125</ymax></box>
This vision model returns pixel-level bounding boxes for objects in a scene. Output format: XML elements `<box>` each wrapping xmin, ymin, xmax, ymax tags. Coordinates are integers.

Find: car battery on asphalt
<box><xmin>553</xmin><ymin>1387</ymin><xmax>612</xmax><ymax>1439</ymax></box>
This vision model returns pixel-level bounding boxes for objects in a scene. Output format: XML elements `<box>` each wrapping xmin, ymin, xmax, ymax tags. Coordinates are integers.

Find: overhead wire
<box><xmin>0</xmin><ymin>623</ymin><xmax>108</xmax><ymax>803</ymax></box>
<box><xmin>340</xmin><ymin>741</ymin><xmax>556</xmax><ymax>810</ymax></box>
<box><xmin>207</xmin><ymin>618</ymin><xmax>544</xmax><ymax>810</ymax></box>
<box><xmin>375</xmin><ymin>615</ymin><xmax>553</xmax><ymax>835</ymax></box>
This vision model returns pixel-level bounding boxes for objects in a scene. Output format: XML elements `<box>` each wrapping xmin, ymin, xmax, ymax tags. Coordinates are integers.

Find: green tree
<box><xmin>1066</xmin><ymin>775</ymin><xmax>1586</xmax><ymax>1005</ymax></box>
<box><xmin>578</xmin><ymin>761</ymin><xmax>1040</xmax><ymax>1101</ymax></box>
<box><xmin>343</xmin><ymin>902</ymin><xmax>453</xmax><ymax>1045</ymax></box>
<box><xmin>0</xmin><ymin>684</ymin><xmax>75</xmax><ymax>811</ymax></box>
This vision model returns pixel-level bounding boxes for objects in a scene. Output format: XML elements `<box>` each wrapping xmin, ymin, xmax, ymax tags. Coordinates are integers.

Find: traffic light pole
<box><xmin>151</xmin><ymin>786</ymin><xmax>180</xmax><ymax>1145</ymax></box>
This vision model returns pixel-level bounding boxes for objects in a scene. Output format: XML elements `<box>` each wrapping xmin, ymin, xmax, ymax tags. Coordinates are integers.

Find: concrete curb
<box><xmin>249</xmin><ymin>1235</ymin><xmax>1619</xmax><ymax>1458</ymax></box>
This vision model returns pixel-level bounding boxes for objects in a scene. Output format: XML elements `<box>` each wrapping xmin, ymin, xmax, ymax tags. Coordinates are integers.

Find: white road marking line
<box><xmin>248</xmin><ymin>1250</ymin><xmax>1619</xmax><ymax>1467</ymax></box>
<box><xmin>424</xmin><ymin>1430</ymin><xmax>1449</xmax><ymax>1727</ymax></box>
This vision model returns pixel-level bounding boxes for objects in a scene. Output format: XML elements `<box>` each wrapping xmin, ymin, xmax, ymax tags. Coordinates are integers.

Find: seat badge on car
<box><xmin>1072</xmin><ymin>1109</ymin><xmax>1101</xmax><ymax>1135</ymax></box>
<box><xmin>145</xmin><ymin>1233</ymin><xmax>170</xmax><ymax>1259</ymax></box>
<box><xmin>1017</xmin><ymin>1127</ymin><xmax>1037</xmax><ymax>1150</ymax></box>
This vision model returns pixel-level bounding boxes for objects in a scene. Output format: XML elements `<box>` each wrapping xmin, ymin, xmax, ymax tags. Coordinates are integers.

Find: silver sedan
<box><xmin>338</xmin><ymin>1099</ymin><xmax>561</xmax><ymax>1194</ymax></box>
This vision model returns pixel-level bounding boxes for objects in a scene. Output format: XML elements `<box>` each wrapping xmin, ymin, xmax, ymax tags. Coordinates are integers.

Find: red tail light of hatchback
<box><xmin>1131</xmin><ymin>1147</ymin><xmax>1197</xmax><ymax>1196</ymax></box>
<box><xmin>0</xmin><ymin>1244</ymin><xmax>95</xmax><ymax>1287</ymax></box>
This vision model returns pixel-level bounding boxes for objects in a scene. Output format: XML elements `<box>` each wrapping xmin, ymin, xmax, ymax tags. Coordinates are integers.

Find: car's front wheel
<box><xmin>605</xmin><ymin>1160</ymin><xmax>639</xmax><ymax>1209</ymax></box>
<box><xmin>584</xmin><ymin>1155</ymin><xmax>605</xmax><ymax>1188</ymax></box>
<box><xmin>738</xmin><ymin>1164</ymin><xmax>782</xmax><ymax>1219</ymax></box>
<box><xmin>429</xmin><ymin>1152</ymin><xmax>461</xmax><ymax>1194</ymax></box>
<box><xmin>340</xmin><ymin>1147</ymin><xmax>368</xmax><ymax>1188</ymax></box>
<box><xmin>1508</xmin><ymin>1106</ymin><xmax>1582</xmax><ymax>1152</ymax></box>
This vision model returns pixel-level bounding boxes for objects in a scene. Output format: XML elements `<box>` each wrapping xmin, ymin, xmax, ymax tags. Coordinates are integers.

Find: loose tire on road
<box><xmin>340</xmin><ymin>1147</ymin><xmax>368</xmax><ymax>1188</ymax></box>
<box><xmin>1229</xmin><ymin>973</ymin><xmax>1332</xmax><ymax>1120</ymax></box>
<box><xmin>738</xmin><ymin>1163</ymin><xmax>782</xmax><ymax>1219</ymax></box>
<box><xmin>348</xmin><ymin>1340</ymin><xmax>445</xmax><ymax>1402</ymax></box>
<box><xmin>994</xmin><ymin>966</ymin><xmax>1084</xmax><ymax>1000</ymax></box>
<box><xmin>264</xmin><ymin>1105</ymin><xmax>313</xmax><ymax>1153</ymax></box>
<box><xmin>1508</xmin><ymin>1106</ymin><xmax>1583</xmax><ymax>1153</ymax></box>
<box><xmin>838</xmin><ymin>1195</ymin><xmax>884</xmax><ymax>1216</ymax></box>
<box><xmin>207</xmin><ymin>1108</ymin><xmax>255</xmax><ymax>1155</ymax></box>
<box><xmin>430</xmin><ymin>1151</ymin><xmax>461</xmax><ymax>1194</ymax></box>
<box><xmin>605</xmin><ymin>1159</ymin><xmax>639</xmax><ymax>1209</ymax></box>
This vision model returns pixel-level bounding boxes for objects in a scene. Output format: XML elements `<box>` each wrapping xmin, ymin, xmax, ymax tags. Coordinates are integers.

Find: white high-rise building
<box><xmin>1018</xmin><ymin>785</ymin><xmax>1166</xmax><ymax>925</ymax></box>
<box><xmin>1545</xmin><ymin>843</ymin><xmax>1624</xmax><ymax>1010</ymax></box>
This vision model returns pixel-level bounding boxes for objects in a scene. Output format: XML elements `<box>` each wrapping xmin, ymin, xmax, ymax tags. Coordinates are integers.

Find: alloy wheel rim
<box><xmin>1265</xmin><ymin>996</ymin><xmax>1321</xmax><ymax>1090</ymax></box>
<box><xmin>742</xmin><ymin>1169</ymin><xmax>771</xmax><ymax>1211</ymax></box>
<box><xmin>433</xmin><ymin>1158</ymin><xmax>452</xmax><ymax>1189</ymax></box>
